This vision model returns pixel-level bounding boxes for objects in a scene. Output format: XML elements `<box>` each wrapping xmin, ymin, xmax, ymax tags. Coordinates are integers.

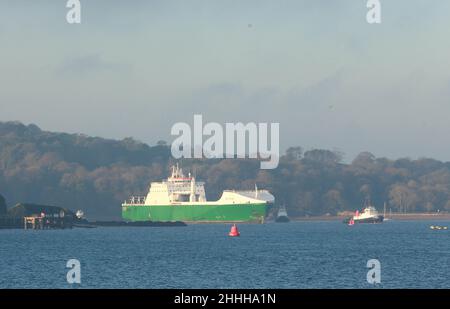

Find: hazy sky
<box><xmin>1</xmin><ymin>0</ymin><xmax>450</xmax><ymax>162</ymax></box>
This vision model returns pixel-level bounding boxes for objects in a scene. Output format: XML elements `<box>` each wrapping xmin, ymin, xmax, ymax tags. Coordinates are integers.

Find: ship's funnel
<box><xmin>190</xmin><ymin>176</ymin><xmax>196</xmax><ymax>202</ymax></box>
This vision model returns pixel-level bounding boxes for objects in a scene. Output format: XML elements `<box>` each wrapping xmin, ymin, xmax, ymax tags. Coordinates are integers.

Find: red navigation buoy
<box><xmin>229</xmin><ymin>224</ymin><xmax>240</xmax><ymax>237</ymax></box>
<box><xmin>348</xmin><ymin>218</ymin><xmax>355</xmax><ymax>226</ymax></box>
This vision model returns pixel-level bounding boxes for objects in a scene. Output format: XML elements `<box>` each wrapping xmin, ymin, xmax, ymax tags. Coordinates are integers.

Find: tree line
<box><xmin>1</xmin><ymin>121</ymin><xmax>450</xmax><ymax>219</ymax></box>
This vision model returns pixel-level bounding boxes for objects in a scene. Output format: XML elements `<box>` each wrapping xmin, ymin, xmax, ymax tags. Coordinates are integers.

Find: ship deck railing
<box><xmin>125</xmin><ymin>196</ymin><xmax>147</xmax><ymax>205</ymax></box>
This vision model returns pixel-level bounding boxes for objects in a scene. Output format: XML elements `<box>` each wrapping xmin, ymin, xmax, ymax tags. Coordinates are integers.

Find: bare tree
<box><xmin>389</xmin><ymin>184</ymin><xmax>419</xmax><ymax>213</ymax></box>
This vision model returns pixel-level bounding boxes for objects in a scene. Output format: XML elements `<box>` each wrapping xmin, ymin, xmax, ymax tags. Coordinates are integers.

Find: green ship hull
<box><xmin>122</xmin><ymin>203</ymin><xmax>270</xmax><ymax>223</ymax></box>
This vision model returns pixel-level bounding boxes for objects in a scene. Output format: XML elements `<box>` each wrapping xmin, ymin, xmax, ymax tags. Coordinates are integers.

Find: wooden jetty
<box><xmin>1</xmin><ymin>203</ymin><xmax>75</xmax><ymax>230</ymax></box>
<box><xmin>24</xmin><ymin>214</ymin><xmax>72</xmax><ymax>230</ymax></box>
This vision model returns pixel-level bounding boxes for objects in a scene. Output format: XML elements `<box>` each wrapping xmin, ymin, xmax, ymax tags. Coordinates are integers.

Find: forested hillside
<box><xmin>1</xmin><ymin>121</ymin><xmax>450</xmax><ymax>219</ymax></box>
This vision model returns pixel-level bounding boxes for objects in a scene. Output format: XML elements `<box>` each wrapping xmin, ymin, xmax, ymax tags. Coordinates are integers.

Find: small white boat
<box><xmin>275</xmin><ymin>205</ymin><xmax>290</xmax><ymax>223</ymax></box>
<box><xmin>430</xmin><ymin>225</ymin><xmax>448</xmax><ymax>230</ymax></box>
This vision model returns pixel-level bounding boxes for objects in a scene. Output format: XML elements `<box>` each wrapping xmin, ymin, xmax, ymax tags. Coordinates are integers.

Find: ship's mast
<box><xmin>170</xmin><ymin>163</ymin><xmax>185</xmax><ymax>179</ymax></box>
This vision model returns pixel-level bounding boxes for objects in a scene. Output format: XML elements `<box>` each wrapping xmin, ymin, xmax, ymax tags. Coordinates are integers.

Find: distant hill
<box><xmin>0</xmin><ymin>121</ymin><xmax>170</xmax><ymax>219</ymax></box>
<box><xmin>1</xmin><ymin>121</ymin><xmax>450</xmax><ymax>219</ymax></box>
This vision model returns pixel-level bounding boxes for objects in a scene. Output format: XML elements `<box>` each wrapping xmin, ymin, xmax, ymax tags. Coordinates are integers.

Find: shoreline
<box><xmin>291</xmin><ymin>213</ymin><xmax>450</xmax><ymax>222</ymax></box>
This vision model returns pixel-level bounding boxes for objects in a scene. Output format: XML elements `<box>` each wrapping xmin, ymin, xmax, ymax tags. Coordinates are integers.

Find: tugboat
<box><xmin>275</xmin><ymin>205</ymin><xmax>290</xmax><ymax>223</ymax></box>
<box><xmin>343</xmin><ymin>201</ymin><xmax>384</xmax><ymax>224</ymax></box>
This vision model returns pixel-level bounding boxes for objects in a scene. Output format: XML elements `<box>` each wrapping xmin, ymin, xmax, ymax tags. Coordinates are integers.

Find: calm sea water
<box><xmin>0</xmin><ymin>220</ymin><xmax>449</xmax><ymax>288</ymax></box>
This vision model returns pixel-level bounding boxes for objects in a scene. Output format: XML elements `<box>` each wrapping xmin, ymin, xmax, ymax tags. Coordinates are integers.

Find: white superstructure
<box><xmin>353</xmin><ymin>206</ymin><xmax>380</xmax><ymax>220</ymax></box>
<box><xmin>124</xmin><ymin>164</ymin><xmax>275</xmax><ymax>206</ymax></box>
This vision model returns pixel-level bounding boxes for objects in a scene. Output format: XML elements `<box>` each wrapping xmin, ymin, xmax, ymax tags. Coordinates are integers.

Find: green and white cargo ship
<box><xmin>122</xmin><ymin>164</ymin><xmax>274</xmax><ymax>223</ymax></box>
